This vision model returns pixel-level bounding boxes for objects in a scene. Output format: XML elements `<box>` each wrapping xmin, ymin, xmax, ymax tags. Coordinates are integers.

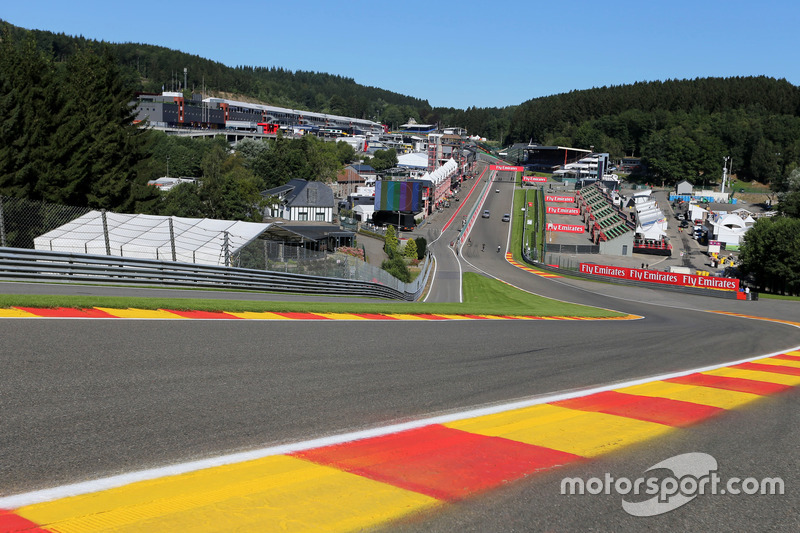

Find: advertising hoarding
<box><xmin>545</xmin><ymin>195</ymin><xmax>575</xmax><ymax>203</ymax></box>
<box><xmin>546</xmin><ymin>223</ymin><xmax>585</xmax><ymax>233</ymax></box>
<box><xmin>490</xmin><ymin>165</ymin><xmax>524</xmax><ymax>172</ymax></box>
<box><xmin>579</xmin><ymin>263</ymin><xmax>739</xmax><ymax>291</ymax></box>
<box><xmin>374</xmin><ymin>181</ymin><xmax>422</xmax><ymax>212</ymax></box>
<box><xmin>546</xmin><ymin>206</ymin><xmax>580</xmax><ymax>215</ymax></box>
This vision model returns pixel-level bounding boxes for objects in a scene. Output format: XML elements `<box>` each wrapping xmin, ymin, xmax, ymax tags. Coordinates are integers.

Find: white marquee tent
<box><xmin>34</xmin><ymin>211</ymin><xmax>272</xmax><ymax>266</ymax></box>
<box><xmin>397</xmin><ymin>152</ymin><xmax>428</xmax><ymax>169</ymax></box>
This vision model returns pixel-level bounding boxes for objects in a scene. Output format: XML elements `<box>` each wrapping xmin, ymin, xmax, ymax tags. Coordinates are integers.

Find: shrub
<box><xmin>380</xmin><ymin>256</ymin><xmax>411</xmax><ymax>282</ymax></box>
<box><xmin>414</xmin><ymin>237</ymin><xmax>427</xmax><ymax>259</ymax></box>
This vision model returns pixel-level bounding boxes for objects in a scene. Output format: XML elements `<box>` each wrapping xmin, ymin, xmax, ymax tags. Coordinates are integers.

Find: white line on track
<box><xmin>2</xmin><ymin>340</ymin><xmax>798</xmax><ymax>510</ymax></box>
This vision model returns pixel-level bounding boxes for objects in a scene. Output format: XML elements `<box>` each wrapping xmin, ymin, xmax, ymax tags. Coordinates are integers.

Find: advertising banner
<box><xmin>522</xmin><ymin>175</ymin><xmax>547</xmax><ymax>183</ymax></box>
<box><xmin>545</xmin><ymin>195</ymin><xmax>575</xmax><ymax>203</ymax></box>
<box><xmin>579</xmin><ymin>263</ymin><xmax>739</xmax><ymax>291</ymax></box>
<box><xmin>374</xmin><ymin>181</ymin><xmax>422</xmax><ymax>212</ymax></box>
<box><xmin>490</xmin><ymin>164</ymin><xmax>524</xmax><ymax>172</ymax></box>
<box><xmin>546</xmin><ymin>206</ymin><xmax>580</xmax><ymax>215</ymax></box>
<box><xmin>546</xmin><ymin>223</ymin><xmax>584</xmax><ymax>233</ymax></box>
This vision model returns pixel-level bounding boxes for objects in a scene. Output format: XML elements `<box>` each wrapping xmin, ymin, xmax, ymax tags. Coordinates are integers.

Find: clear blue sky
<box><xmin>3</xmin><ymin>0</ymin><xmax>799</xmax><ymax>109</ymax></box>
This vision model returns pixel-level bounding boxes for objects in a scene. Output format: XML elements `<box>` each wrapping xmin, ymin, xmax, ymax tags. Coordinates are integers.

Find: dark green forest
<box><xmin>508</xmin><ymin>77</ymin><xmax>800</xmax><ymax>188</ymax></box>
<box><xmin>2</xmin><ymin>20</ymin><xmax>515</xmax><ymax>138</ymax></box>
<box><xmin>5</xmin><ymin>20</ymin><xmax>800</xmax><ymax>197</ymax></box>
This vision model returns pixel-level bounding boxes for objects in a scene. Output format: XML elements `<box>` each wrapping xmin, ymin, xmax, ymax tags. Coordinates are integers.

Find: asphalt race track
<box><xmin>2</xmin><ymin>169</ymin><xmax>800</xmax><ymax>530</ymax></box>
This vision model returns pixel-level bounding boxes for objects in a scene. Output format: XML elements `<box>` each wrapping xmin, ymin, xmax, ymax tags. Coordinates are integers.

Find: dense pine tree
<box><xmin>0</xmin><ymin>29</ymin><xmax>60</xmax><ymax>200</ymax></box>
<box><xmin>1</xmin><ymin>25</ymin><xmax>152</xmax><ymax>208</ymax></box>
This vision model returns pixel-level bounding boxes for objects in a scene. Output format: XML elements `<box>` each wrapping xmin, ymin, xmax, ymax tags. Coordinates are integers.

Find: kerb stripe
<box><xmin>551</xmin><ymin>391</ymin><xmax>723</xmax><ymax>427</ymax></box>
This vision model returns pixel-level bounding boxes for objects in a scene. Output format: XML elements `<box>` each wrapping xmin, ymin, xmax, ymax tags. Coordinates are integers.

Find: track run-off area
<box><xmin>2</xmin><ymin>170</ymin><xmax>800</xmax><ymax>531</ymax></box>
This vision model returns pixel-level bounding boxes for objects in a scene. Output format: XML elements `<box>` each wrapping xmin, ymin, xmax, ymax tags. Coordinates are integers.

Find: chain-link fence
<box><xmin>0</xmin><ymin>195</ymin><xmax>429</xmax><ymax>294</ymax></box>
<box><xmin>542</xmin><ymin>253</ymin><xmax>583</xmax><ymax>270</ymax></box>
<box><xmin>544</xmin><ymin>243</ymin><xmax>600</xmax><ymax>255</ymax></box>
<box><xmin>0</xmin><ymin>196</ymin><xmax>92</xmax><ymax>249</ymax></box>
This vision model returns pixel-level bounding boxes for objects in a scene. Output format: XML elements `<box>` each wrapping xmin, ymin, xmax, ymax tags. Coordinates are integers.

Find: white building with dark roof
<box><xmin>262</xmin><ymin>179</ymin><xmax>335</xmax><ymax>223</ymax></box>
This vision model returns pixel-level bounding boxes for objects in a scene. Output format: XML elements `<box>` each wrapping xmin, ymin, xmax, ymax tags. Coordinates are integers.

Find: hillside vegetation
<box><xmin>508</xmin><ymin>77</ymin><xmax>800</xmax><ymax>187</ymax></box>
<box><xmin>2</xmin><ymin>20</ymin><xmax>513</xmax><ymax>141</ymax></box>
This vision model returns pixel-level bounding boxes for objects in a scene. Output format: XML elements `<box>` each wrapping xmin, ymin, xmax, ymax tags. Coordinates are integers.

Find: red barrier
<box><xmin>490</xmin><ymin>164</ymin><xmax>523</xmax><ymax>172</ymax></box>
<box><xmin>546</xmin><ymin>206</ymin><xmax>580</xmax><ymax>215</ymax></box>
<box><xmin>546</xmin><ymin>223</ymin><xmax>584</xmax><ymax>233</ymax></box>
<box><xmin>579</xmin><ymin>263</ymin><xmax>739</xmax><ymax>291</ymax></box>
<box><xmin>522</xmin><ymin>176</ymin><xmax>547</xmax><ymax>183</ymax></box>
<box><xmin>545</xmin><ymin>195</ymin><xmax>575</xmax><ymax>203</ymax></box>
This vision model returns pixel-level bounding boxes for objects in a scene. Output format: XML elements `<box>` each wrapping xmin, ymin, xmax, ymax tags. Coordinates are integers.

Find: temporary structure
<box><xmin>34</xmin><ymin>211</ymin><xmax>271</xmax><ymax>266</ymax></box>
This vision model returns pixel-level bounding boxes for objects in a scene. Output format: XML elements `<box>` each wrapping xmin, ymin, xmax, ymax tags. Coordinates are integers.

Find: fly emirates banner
<box><xmin>579</xmin><ymin>263</ymin><xmax>739</xmax><ymax>291</ymax></box>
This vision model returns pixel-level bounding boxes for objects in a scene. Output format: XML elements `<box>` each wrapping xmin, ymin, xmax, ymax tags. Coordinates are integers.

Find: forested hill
<box><xmin>507</xmin><ymin>77</ymin><xmax>800</xmax><ymax>186</ymax></box>
<box><xmin>2</xmin><ymin>20</ymin><xmax>515</xmax><ymax>139</ymax></box>
<box><xmin>6</xmin><ymin>21</ymin><xmax>800</xmax><ymax>186</ymax></box>
<box><xmin>1</xmin><ymin>20</ymin><xmax>431</xmax><ymax>126</ymax></box>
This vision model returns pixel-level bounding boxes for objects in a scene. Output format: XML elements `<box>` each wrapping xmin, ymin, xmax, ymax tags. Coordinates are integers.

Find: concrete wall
<box><xmin>599</xmin><ymin>232</ymin><xmax>635</xmax><ymax>256</ymax></box>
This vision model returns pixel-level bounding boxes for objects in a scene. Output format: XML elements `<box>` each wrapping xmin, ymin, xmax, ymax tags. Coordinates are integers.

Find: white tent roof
<box><xmin>635</xmin><ymin>200</ymin><xmax>657</xmax><ymax>212</ymax></box>
<box><xmin>397</xmin><ymin>152</ymin><xmax>428</xmax><ymax>169</ymax></box>
<box><xmin>637</xmin><ymin>208</ymin><xmax>666</xmax><ymax>226</ymax></box>
<box><xmin>34</xmin><ymin>211</ymin><xmax>271</xmax><ymax>266</ymax></box>
<box><xmin>353</xmin><ymin>204</ymin><xmax>375</xmax><ymax>216</ymax></box>
<box><xmin>419</xmin><ymin>158</ymin><xmax>457</xmax><ymax>185</ymax></box>
<box><xmin>636</xmin><ymin>221</ymin><xmax>666</xmax><ymax>240</ymax></box>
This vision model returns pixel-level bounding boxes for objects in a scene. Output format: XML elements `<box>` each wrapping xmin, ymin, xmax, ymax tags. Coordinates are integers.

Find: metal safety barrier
<box><xmin>0</xmin><ymin>248</ymin><xmax>429</xmax><ymax>301</ymax></box>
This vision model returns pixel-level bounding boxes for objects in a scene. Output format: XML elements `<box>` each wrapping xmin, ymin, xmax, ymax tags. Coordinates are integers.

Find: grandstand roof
<box><xmin>203</xmin><ymin>97</ymin><xmax>381</xmax><ymax>127</ymax></box>
<box><xmin>525</xmin><ymin>145</ymin><xmax>592</xmax><ymax>153</ymax></box>
<box><xmin>33</xmin><ymin>211</ymin><xmax>271</xmax><ymax>266</ymax></box>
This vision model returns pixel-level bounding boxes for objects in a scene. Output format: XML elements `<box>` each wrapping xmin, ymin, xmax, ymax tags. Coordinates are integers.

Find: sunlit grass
<box><xmin>0</xmin><ymin>272</ymin><xmax>623</xmax><ymax>317</ymax></box>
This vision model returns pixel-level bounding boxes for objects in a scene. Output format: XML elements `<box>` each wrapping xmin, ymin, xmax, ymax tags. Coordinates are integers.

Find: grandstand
<box><xmin>135</xmin><ymin>92</ymin><xmax>383</xmax><ymax>135</ymax></box>
<box><xmin>523</xmin><ymin>144</ymin><xmax>591</xmax><ymax>172</ymax></box>
<box><xmin>576</xmin><ymin>183</ymin><xmax>635</xmax><ymax>255</ymax></box>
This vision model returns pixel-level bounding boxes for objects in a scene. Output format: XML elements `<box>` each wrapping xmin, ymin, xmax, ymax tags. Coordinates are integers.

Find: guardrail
<box><xmin>0</xmin><ymin>248</ymin><xmax>429</xmax><ymax>301</ymax></box>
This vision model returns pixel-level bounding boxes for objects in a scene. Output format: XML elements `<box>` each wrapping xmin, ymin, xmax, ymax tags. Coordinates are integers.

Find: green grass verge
<box><xmin>510</xmin><ymin>188</ymin><xmax>526</xmax><ymax>262</ymax></box>
<box><xmin>756</xmin><ymin>293</ymin><xmax>800</xmax><ymax>301</ymax></box>
<box><xmin>0</xmin><ymin>272</ymin><xmax>624</xmax><ymax>318</ymax></box>
<box><xmin>511</xmin><ymin>187</ymin><xmax>545</xmax><ymax>264</ymax></box>
<box><xmin>461</xmin><ymin>273</ymin><xmax>619</xmax><ymax>316</ymax></box>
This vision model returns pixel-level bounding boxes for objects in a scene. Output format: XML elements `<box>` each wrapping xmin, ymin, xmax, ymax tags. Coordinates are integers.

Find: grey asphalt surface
<box><xmin>2</xmin><ymin>171</ymin><xmax>800</xmax><ymax>530</ymax></box>
<box><xmin>3</xmin><ymin>305</ymin><xmax>798</xmax><ymax>497</ymax></box>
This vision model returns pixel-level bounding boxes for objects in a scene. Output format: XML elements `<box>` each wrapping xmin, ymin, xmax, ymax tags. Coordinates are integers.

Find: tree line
<box><xmin>739</xmin><ymin>168</ymin><xmax>800</xmax><ymax>295</ymax></box>
<box><xmin>1</xmin><ymin>23</ymin><xmax>358</xmax><ymax>218</ymax></box>
<box><xmin>1</xmin><ymin>20</ymin><xmax>514</xmax><ymax>140</ymax></box>
<box><xmin>507</xmin><ymin>77</ymin><xmax>800</xmax><ymax>188</ymax></box>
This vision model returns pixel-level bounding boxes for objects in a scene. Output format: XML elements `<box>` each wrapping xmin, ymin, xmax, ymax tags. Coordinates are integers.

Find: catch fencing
<box><xmin>0</xmin><ymin>196</ymin><xmax>431</xmax><ymax>300</ymax></box>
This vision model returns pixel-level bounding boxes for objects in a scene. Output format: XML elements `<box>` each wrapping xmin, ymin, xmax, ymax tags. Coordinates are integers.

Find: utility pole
<box><xmin>721</xmin><ymin>156</ymin><xmax>730</xmax><ymax>193</ymax></box>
